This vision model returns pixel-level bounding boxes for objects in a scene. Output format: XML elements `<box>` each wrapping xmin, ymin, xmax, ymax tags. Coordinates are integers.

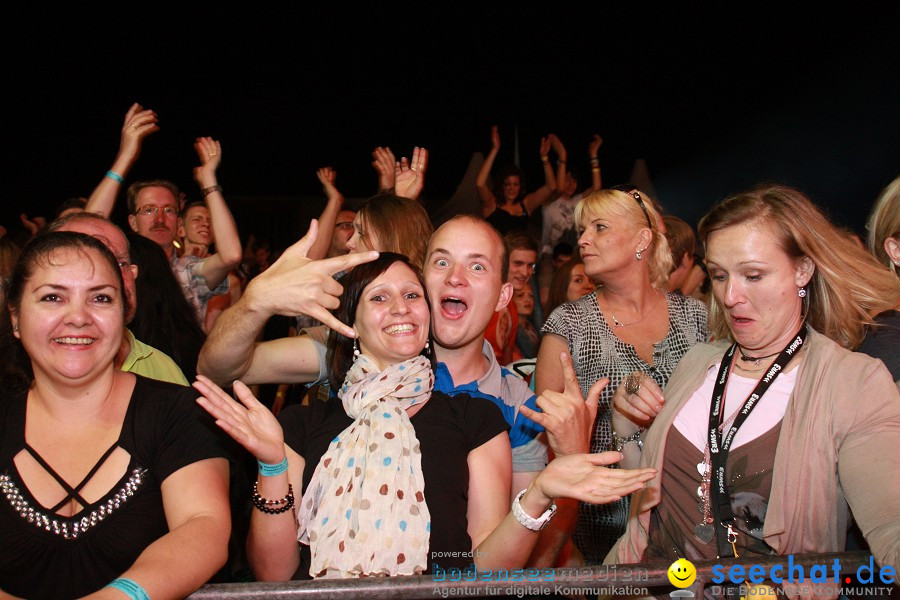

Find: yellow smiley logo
<box><xmin>668</xmin><ymin>558</ymin><xmax>697</xmax><ymax>588</ymax></box>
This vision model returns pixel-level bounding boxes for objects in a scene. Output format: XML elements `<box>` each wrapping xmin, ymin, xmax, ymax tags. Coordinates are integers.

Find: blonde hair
<box><xmin>574</xmin><ymin>189</ymin><xmax>672</xmax><ymax>289</ymax></box>
<box><xmin>866</xmin><ymin>175</ymin><xmax>900</xmax><ymax>275</ymax></box>
<box><xmin>358</xmin><ymin>194</ymin><xmax>434</xmax><ymax>269</ymax></box>
<box><xmin>698</xmin><ymin>184</ymin><xmax>900</xmax><ymax>349</ymax></box>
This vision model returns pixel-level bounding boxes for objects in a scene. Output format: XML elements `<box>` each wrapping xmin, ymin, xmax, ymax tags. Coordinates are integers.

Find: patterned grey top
<box><xmin>541</xmin><ymin>290</ymin><xmax>709</xmax><ymax>564</ymax></box>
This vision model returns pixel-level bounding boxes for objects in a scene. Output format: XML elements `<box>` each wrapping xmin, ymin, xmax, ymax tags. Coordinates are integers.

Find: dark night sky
<box><xmin>4</xmin><ymin>4</ymin><xmax>898</xmax><ymax>247</ymax></box>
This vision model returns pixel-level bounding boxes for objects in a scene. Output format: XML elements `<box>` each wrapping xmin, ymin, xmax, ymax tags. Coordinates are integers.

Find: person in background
<box><xmin>476</xmin><ymin>126</ymin><xmax>557</xmax><ymax>236</ymax></box>
<box><xmin>544</xmin><ymin>256</ymin><xmax>596</xmax><ymax>319</ymax></box>
<box><xmin>662</xmin><ymin>214</ymin><xmax>697</xmax><ymax>294</ymax></box>
<box><xmin>512</xmin><ymin>283</ymin><xmax>540</xmax><ymax>360</ymax></box>
<box><xmin>126</xmin><ymin>233</ymin><xmax>206</xmax><ymax>383</ymax></box>
<box><xmin>859</xmin><ymin>174</ymin><xmax>900</xmax><ymax>383</ymax></box>
<box><xmin>485</xmin><ymin>231</ymin><xmax>539</xmax><ymax>365</ymax></box>
<box><xmin>84</xmin><ymin>104</ymin><xmax>241</xmax><ymax>328</ymax></box>
<box><xmin>538</xmin><ymin>134</ymin><xmax>603</xmax><ymax>310</ymax></box>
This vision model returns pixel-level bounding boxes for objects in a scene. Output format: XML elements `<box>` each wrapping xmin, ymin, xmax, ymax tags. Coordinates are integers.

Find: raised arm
<box><xmin>85</xmin><ymin>103</ymin><xmax>159</xmax><ymax>217</ymax></box>
<box><xmin>306</xmin><ymin>167</ymin><xmax>345</xmax><ymax>261</ymax></box>
<box><xmin>393</xmin><ymin>147</ymin><xmax>428</xmax><ymax>201</ymax></box>
<box><xmin>588</xmin><ymin>134</ymin><xmax>603</xmax><ymax>192</ymax></box>
<box><xmin>192</xmin><ymin>377</ymin><xmax>305</xmax><ymax>581</ymax></box>
<box><xmin>197</xmin><ymin>221</ymin><xmax>379</xmax><ymax>385</ymax></box>
<box><xmin>372</xmin><ymin>146</ymin><xmax>396</xmax><ymax>194</ymax></box>
<box><xmin>521</xmin><ymin>135</ymin><xmax>558</xmax><ymax>214</ymax></box>
<box><xmin>551</xmin><ymin>134</ymin><xmax>568</xmax><ymax>191</ymax></box>
<box><xmin>186</xmin><ymin>137</ymin><xmax>242</xmax><ymax>290</ymax></box>
<box><xmin>476</xmin><ymin>126</ymin><xmax>501</xmax><ymax>217</ymax></box>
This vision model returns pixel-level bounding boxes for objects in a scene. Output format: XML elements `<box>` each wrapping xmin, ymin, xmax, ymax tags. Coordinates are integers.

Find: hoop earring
<box><xmin>353</xmin><ymin>338</ymin><xmax>360</xmax><ymax>357</ymax></box>
<box><xmin>798</xmin><ymin>287</ymin><xmax>807</xmax><ymax>298</ymax></box>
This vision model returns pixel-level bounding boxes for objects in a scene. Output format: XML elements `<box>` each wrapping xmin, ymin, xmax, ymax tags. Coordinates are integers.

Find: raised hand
<box><xmin>394</xmin><ymin>146</ymin><xmax>428</xmax><ymax>200</ymax></box>
<box><xmin>534</xmin><ymin>452</ymin><xmax>656</xmax><ymax>505</ymax></box>
<box><xmin>521</xmin><ymin>351</ymin><xmax>601</xmax><ymax>456</ymax></box>
<box><xmin>372</xmin><ymin>147</ymin><xmax>396</xmax><ymax>192</ymax></box>
<box><xmin>490</xmin><ymin>125</ymin><xmax>501</xmax><ymax>151</ymax></box>
<box><xmin>588</xmin><ymin>134</ymin><xmax>603</xmax><ymax>157</ymax></box>
<box><xmin>119</xmin><ymin>102</ymin><xmax>159</xmax><ymax>163</ymax></box>
<box><xmin>612</xmin><ymin>371</ymin><xmax>665</xmax><ymax>430</ymax></box>
<box><xmin>539</xmin><ymin>135</ymin><xmax>553</xmax><ymax>158</ymax></box>
<box><xmin>244</xmin><ymin>219</ymin><xmax>379</xmax><ymax>338</ymax></box>
<box><xmin>549</xmin><ymin>133</ymin><xmax>567</xmax><ymax>161</ymax></box>
<box><xmin>194</xmin><ymin>376</ymin><xmax>286</xmax><ymax>464</ymax></box>
<box><xmin>193</xmin><ymin>137</ymin><xmax>222</xmax><ymax>186</ymax></box>
<box><xmin>19</xmin><ymin>213</ymin><xmax>46</xmax><ymax>236</ymax></box>
<box><xmin>317</xmin><ymin>166</ymin><xmax>341</xmax><ymax>201</ymax></box>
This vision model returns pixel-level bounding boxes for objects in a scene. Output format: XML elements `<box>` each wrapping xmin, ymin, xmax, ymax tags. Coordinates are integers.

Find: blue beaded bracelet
<box><xmin>106</xmin><ymin>170</ymin><xmax>124</xmax><ymax>184</ymax></box>
<box><xmin>106</xmin><ymin>577</ymin><xmax>150</xmax><ymax>600</ymax></box>
<box><xmin>258</xmin><ymin>457</ymin><xmax>288</xmax><ymax>476</ymax></box>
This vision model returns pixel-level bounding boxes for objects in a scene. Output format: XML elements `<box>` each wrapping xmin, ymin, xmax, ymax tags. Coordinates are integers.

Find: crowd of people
<box><xmin>1</xmin><ymin>104</ymin><xmax>898</xmax><ymax>600</ymax></box>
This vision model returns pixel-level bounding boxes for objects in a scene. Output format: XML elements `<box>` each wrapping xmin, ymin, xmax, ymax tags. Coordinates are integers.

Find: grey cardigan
<box><xmin>608</xmin><ymin>327</ymin><xmax>900</xmax><ymax>570</ymax></box>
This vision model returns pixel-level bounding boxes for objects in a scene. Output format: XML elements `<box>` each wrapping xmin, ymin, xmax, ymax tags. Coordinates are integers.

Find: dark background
<box><xmin>4</xmin><ymin>4</ymin><xmax>898</xmax><ymax>250</ymax></box>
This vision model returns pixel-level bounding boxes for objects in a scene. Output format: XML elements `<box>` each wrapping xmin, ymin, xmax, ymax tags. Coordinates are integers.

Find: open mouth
<box><xmin>440</xmin><ymin>296</ymin><xmax>468</xmax><ymax>318</ymax></box>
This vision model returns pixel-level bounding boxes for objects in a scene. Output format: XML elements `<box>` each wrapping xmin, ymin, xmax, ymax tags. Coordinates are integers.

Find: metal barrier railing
<box><xmin>188</xmin><ymin>551</ymin><xmax>883</xmax><ymax>598</ymax></box>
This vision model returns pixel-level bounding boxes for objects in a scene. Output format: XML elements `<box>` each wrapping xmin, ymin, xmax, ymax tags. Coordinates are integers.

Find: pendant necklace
<box><xmin>606</xmin><ymin>289</ymin><xmax>663</xmax><ymax>328</ymax></box>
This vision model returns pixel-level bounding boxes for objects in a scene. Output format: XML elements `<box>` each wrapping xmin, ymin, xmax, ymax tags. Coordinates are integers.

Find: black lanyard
<box><xmin>707</xmin><ymin>324</ymin><xmax>807</xmax><ymax>557</ymax></box>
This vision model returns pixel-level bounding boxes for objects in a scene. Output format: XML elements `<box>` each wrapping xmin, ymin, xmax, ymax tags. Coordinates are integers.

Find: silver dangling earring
<box><xmin>424</xmin><ymin>340</ymin><xmax>431</xmax><ymax>356</ymax></box>
<box><xmin>798</xmin><ymin>287</ymin><xmax>807</xmax><ymax>298</ymax></box>
<box><xmin>635</xmin><ymin>248</ymin><xmax>644</xmax><ymax>261</ymax></box>
<box><xmin>353</xmin><ymin>338</ymin><xmax>360</xmax><ymax>357</ymax></box>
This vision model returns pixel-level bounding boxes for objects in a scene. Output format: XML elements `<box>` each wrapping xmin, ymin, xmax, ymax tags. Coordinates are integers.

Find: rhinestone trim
<box><xmin>0</xmin><ymin>468</ymin><xmax>148</xmax><ymax>540</ymax></box>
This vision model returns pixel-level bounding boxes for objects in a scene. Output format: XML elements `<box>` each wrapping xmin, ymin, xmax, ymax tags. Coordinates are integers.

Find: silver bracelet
<box><xmin>511</xmin><ymin>488</ymin><xmax>557</xmax><ymax>531</ymax></box>
<box><xmin>612</xmin><ymin>428</ymin><xmax>645</xmax><ymax>452</ymax></box>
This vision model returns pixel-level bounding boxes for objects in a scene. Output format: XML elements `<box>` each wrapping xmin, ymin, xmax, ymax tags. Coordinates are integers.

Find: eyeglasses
<box><xmin>134</xmin><ymin>205</ymin><xmax>177</xmax><ymax>217</ymax></box>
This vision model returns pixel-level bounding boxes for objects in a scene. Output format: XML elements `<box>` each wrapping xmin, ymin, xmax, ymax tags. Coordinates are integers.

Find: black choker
<box><xmin>738</xmin><ymin>348</ymin><xmax>780</xmax><ymax>366</ymax></box>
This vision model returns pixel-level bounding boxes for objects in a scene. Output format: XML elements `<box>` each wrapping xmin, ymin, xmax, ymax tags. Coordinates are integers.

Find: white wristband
<box><xmin>511</xmin><ymin>488</ymin><xmax>557</xmax><ymax>531</ymax></box>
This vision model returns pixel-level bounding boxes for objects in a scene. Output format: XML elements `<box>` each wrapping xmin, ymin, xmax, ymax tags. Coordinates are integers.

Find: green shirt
<box><xmin>120</xmin><ymin>329</ymin><xmax>189</xmax><ymax>386</ymax></box>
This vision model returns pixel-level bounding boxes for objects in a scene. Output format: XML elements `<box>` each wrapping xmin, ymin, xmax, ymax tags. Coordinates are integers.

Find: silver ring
<box><xmin>131</xmin><ymin>123</ymin><xmax>138</xmax><ymax>129</ymax></box>
<box><xmin>624</xmin><ymin>372</ymin><xmax>642</xmax><ymax>395</ymax></box>
<box><xmin>209</xmin><ymin>152</ymin><xmax>217</xmax><ymax>157</ymax></box>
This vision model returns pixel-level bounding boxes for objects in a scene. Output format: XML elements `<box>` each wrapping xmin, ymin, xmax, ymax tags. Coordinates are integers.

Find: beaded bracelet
<box><xmin>106</xmin><ymin>577</ymin><xmax>150</xmax><ymax>600</ymax></box>
<box><xmin>105</xmin><ymin>170</ymin><xmax>124</xmax><ymax>184</ymax></box>
<box><xmin>251</xmin><ymin>482</ymin><xmax>294</xmax><ymax>514</ymax></box>
<box><xmin>258</xmin><ymin>457</ymin><xmax>288</xmax><ymax>476</ymax></box>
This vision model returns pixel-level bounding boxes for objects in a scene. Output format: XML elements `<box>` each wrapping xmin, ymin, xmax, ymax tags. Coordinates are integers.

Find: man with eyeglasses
<box><xmin>86</xmin><ymin>128</ymin><xmax>242</xmax><ymax>328</ymax></box>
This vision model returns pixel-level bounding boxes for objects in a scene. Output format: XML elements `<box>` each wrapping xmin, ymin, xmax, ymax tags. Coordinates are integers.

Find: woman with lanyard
<box><xmin>607</xmin><ymin>185</ymin><xmax>900</xmax><ymax>581</ymax></box>
<box><xmin>193</xmin><ymin>252</ymin><xmax>656</xmax><ymax>579</ymax></box>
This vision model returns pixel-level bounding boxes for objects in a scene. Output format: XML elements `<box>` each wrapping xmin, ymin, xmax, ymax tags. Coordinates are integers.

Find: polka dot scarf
<box><xmin>296</xmin><ymin>354</ymin><xmax>434</xmax><ymax>578</ymax></box>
